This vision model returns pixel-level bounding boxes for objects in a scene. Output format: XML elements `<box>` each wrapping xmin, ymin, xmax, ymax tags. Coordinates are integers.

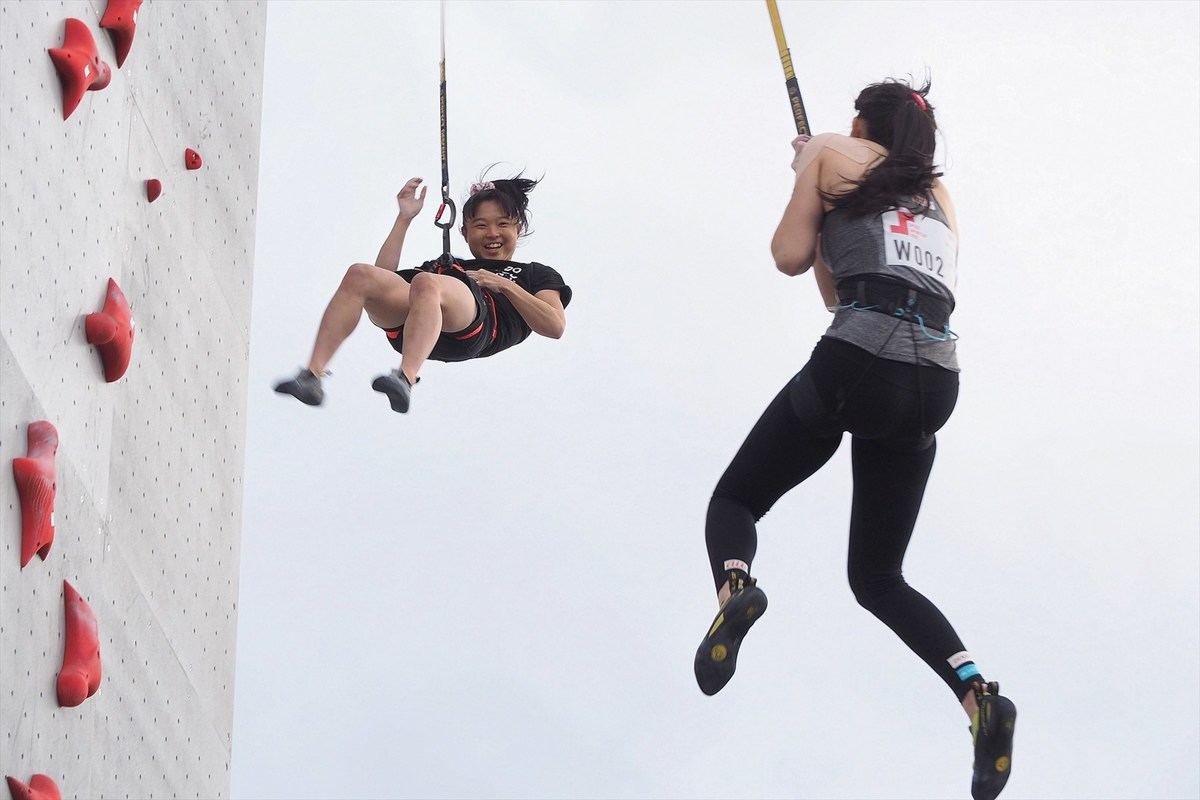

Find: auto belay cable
<box><xmin>765</xmin><ymin>0</ymin><xmax>811</xmax><ymax>136</ymax></box>
<box><xmin>433</xmin><ymin>0</ymin><xmax>456</xmax><ymax>266</ymax></box>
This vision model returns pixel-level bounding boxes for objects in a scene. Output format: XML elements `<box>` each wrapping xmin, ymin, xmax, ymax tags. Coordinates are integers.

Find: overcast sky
<box><xmin>232</xmin><ymin>2</ymin><xmax>1199</xmax><ymax>798</ymax></box>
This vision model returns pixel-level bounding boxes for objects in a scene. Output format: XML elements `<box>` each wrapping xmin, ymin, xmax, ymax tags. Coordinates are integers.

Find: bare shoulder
<box><xmin>931</xmin><ymin>179</ymin><xmax>959</xmax><ymax>233</ymax></box>
<box><xmin>820</xmin><ymin>134</ymin><xmax>887</xmax><ymax>165</ymax></box>
<box><xmin>816</xmin><ymin>134</ymin><xmax>886</xmax><ymax>196</ymax></box>
<box><xmin>931</xmin><ymin>177</ymin><xmax>952</xmax><ymax>202</ymax></box>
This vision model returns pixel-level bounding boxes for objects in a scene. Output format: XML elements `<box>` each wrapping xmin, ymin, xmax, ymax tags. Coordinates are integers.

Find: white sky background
<box><xmin>232</xmin><ymin>2</ymin><xmax>1200</xmax><ymax>798</ymax></box>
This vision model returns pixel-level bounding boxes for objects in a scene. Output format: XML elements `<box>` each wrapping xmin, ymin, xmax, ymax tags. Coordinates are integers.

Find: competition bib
<box><xmin>881</xmin><ymin>206</ymin><xmax>958</xmax><ymax>290</ymax></box>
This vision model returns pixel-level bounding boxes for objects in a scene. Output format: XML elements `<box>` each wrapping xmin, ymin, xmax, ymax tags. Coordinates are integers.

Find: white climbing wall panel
<box><xmin>0</xmin><ymin>1</ymin><xmax>265</xmax><ymax>796</ymax></box>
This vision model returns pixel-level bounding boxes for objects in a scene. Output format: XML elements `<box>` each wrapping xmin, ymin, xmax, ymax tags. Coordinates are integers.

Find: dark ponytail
<box><xmin>462</xmin><ymin>168</ymin><xmax>541</xmax><ymax>236</ymax></box>
<box><xmin>822</xmin><ymin>79</ymin><xmax>941</xmax><ymax>217</ymax></box>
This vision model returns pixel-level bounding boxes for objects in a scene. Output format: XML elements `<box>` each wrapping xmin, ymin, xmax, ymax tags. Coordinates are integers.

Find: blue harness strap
<box><xmin>836</xmin><ymin>277</ymin><xmax>957</xmax><ymax>342</ymax></box>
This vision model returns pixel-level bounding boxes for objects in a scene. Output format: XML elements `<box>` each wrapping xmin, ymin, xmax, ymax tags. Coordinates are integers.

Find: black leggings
<box><xmin>706</xmin><ymin>335</ymin><xmax>981</xmax><ymax>700</ymax></box>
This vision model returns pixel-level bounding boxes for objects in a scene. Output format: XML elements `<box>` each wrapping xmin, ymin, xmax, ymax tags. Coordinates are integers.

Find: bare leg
<box><xmin>393</xmin><ymin>272</ymin><xmax>477</xmax><ymax>382</ymax></box>
<box><xmin>306</xmin><ymin>264</ymin><xmax>413</xmax><ymax>375</ymax></box>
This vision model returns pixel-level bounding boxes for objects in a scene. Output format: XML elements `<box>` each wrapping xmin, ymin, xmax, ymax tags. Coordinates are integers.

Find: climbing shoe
<box><xmin>273</xmin><ymin>368</ymin><xmax>325</xmax><ymax>406</ymax></box>
<box><xmin>694</xmin><ymin>575</ymin><xmax>768</xmax><ymax>696</ymax></box>
<box><xmin>970</xmin><ymin>681</ymin><xmax>1017</xmax><ymax>800</ymax></box>
<box><xmin>371</xmin><ymin>369</ymin><xmax>416</xmax><ymax>413</ymax></box>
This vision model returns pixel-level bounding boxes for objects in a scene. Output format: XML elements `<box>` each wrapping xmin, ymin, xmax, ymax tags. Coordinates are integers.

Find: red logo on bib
<box><xmin>889</xmin><ymin>209</ymin><xmax>915</xmax><ymax>235</ymax></box>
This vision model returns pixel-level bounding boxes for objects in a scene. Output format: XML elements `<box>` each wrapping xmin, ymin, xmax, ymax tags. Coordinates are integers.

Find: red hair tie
<box><xmin>911</xmin><ymin>91</ymin><xmax>927</xmax><ymax>111</ymax></box>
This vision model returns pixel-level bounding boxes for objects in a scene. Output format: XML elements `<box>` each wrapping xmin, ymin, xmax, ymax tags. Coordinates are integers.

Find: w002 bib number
<box><xmin>881</xmin><ymin>208</ymin><xmax>958</xmax><ymax>290</ymax></box>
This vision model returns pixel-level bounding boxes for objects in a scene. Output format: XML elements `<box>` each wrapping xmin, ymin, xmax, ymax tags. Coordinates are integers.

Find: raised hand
<box><xmin>790</xmin><ymin>134</ymin><xmax>812</xmax><ymax>173</ymax></box>
<box><xmin>396</xmin><ymin>177</ymin><xmax>427</xmax><ymax>220</ymax></box>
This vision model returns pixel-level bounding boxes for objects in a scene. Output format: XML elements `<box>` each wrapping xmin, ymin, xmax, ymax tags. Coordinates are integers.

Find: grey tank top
<box><xmin>820</xmin><ymin>196</ymin><xmax>960</xmax><ymax>371</ymax></box>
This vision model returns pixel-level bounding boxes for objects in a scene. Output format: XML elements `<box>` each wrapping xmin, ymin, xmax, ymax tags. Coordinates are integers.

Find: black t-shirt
<box><xmin>403</xmin><ymin>258</ymin><xmax>572</xmax><ymax>357</ymax></box>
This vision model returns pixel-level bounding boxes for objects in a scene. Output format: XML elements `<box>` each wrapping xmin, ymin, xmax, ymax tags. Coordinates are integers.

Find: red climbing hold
<box><xmin>99</xmin><ymin>0</ymin><xmax>142</xmax><ymax>68</ymax></box>
<box><xmin>57</xmin><ymin>581</ymin><xmax>101</xmax><ymax>708</ymax></box>
<box><xmin>4</xmin><ymin>775</ymin><xmax>61</xmax><ymax>800</ymax></box>
<box><xmin>12</xmin><ymin>421</ymin><xmax>58</xmax><ymax>568</ymax></box>
<box><xmin>47</xmin><ymin>19</ymin><xmax>112</xmax><ymax>120</ymax></box>
<box><xmin>145</xmin><ymin>178</ymin><xmax>162</xmax><ymax>203</ymax></box>
<box><xmin>184</xmin><ymin>148</ymin><xmax>203</xmax><ymax>170</ymax></box>
<box><xmin>84</xmin><ymin>278</ymin><xmax>134</xmax><ymax>382</ymax></box>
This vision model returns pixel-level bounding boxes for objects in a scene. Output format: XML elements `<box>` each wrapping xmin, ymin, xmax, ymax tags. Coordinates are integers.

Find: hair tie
<box><xmin>469</xmin><ymin>181</ymin><xmax>495</xmax><ymax>196</ymax></box>
<box><xmin>910</xmin><ymin>91</ymin><xmax>927</xmax><ymax>111</ymax></box>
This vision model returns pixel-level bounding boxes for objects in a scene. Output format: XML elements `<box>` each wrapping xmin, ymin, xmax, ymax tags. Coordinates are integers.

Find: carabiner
<box><xmin>435</xmin><ymin>195</ymin><xmax>457</xmax><ymax>230</ymax></box>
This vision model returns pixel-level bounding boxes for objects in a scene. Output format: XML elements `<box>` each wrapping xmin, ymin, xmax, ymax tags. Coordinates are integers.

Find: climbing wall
<box><xmin>0</xmin><ymin>1</ymin><xmax>265</xmax><ymax>797</ymax></box>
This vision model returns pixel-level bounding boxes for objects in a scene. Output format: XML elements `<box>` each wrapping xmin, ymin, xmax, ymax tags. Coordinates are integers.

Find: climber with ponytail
<box><xmin>696</xmin><ymin>76</ymin><xmax>1019</xmax><ymax>800</ymax></box>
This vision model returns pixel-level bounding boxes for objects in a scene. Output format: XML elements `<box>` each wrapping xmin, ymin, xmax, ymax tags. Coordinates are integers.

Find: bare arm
<box><xmin>500</xmin><ymin>285</ymin><xmax>566</xmax><ymax>339</ymax></box>
<box><xmin>374</xmin><ymin>216</ymin><xmax>414</xmax><ymax>271</ymax></box>
<box><xmin>374</xmin><ymin>177</ymin><xmax>427</xmax><ymax>271</ymax></box>
<box><xmin>771</xmin><ymin>133</ymin><xmax>832</xmax><ymax>276</ymax></box>
<box><xmin>465</xmin><ymin>269</ymin><xmax>566</xmax><ymax>338</ymax></box>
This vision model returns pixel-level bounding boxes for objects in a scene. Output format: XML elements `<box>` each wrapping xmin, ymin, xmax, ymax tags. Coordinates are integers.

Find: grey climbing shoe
<box><xmin>371</xmin><ymin>369</ymin><xmax>416</xmax><ymax>414</ymax></box>
<box><xmin>274</xmin><ymin>368</ymin><xmax>325</xmax><ymax>406</ymax></box>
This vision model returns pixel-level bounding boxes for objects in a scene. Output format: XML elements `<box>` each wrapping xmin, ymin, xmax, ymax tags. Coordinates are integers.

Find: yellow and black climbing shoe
<box><xmin>694</xmin><ymin>577</ymin><xmax>767</xmax><ymax>696</ymax></box>
<box><xmin>970</xmin><ymin>681</ymin><xmax>1017</xmax><ymax>800</ymax></box>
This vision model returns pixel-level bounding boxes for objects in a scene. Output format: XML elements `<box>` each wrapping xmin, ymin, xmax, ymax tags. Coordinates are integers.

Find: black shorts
<box><xmin>380</xmin><ymin>266</ymin><xmax>497</xmax><ymax>363</ymax></box>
